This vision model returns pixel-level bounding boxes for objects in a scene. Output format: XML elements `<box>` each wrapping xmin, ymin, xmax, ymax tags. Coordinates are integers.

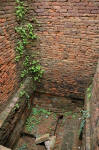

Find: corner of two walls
<box><xmin>33</xmin><ymin>0</ymin><xmax>99</xmax><ymax>99</ymax></box>
<box><xmin>0</xmin><ymin>0</ymin><xmax>99</xmax><ymax>108</ymax></box>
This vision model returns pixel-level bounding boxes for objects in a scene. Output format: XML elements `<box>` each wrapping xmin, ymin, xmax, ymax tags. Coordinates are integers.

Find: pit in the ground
<box><xmin>13</xmin><ymin>93</ymin><xmax>83</xmax><ymax>150</ymax></box>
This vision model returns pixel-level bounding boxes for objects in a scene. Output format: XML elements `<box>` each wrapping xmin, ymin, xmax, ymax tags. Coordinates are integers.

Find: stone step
<box><xmin>0</xmin><ymin>145</ymin><xmax>11</xmax><ymax>150</ymax></box>
<box><xmin>61</xmin><ymin>119</ymin><xmax>81</xmax><ymax>150</ymax></box>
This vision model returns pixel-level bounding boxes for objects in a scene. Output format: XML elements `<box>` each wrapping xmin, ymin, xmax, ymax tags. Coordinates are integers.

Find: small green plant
<box><xmin>14</xmin><ymin>103</ymin><xmax>20</xmax><ymax>111</ymax></box>
<box><xmin>15</xmin><ymin>0</ymin><xmax>44</xmax><ymax>107</ymax></box>
<box><xmin>21</xmin><ymin>56</ymin><xmax>44</xmax><ymax>83</ymax></box>
<box><xmin>19</xmin><ymin>90</ymin><xmax>26</xmax><ymax>97</ymax></box>
<box><xmin>16</xmin><ymin>41</ymin><xmax>24</xmax><ymax>55</ymax></box>
<box><xmin>16</xmin><ymin>0</ymin><xmax>26</xmax><ymax>21</ymax></box>
<box><xmin>15</xmin><ymin>55</ymin><xmax>21</xmax><ymax>62</ymax></box>
<box><xmin>26</xmin><ymin>107</ymin><xmax>51</xmax><ymax>132</ymax></box>
<box><xmin>17</xmin><ymin>144</ymin><xmax>27</xmax><ymax>150</ymax></box>
<box><xmin>25</xmin><ymin>116</ymin><xmax>35</xmax><ymax>132</ymax></box>
<box><xmin>19</xmin><ymin>90</ymin><xmax>30</xmax><ymax>99</ymax></box>
<box><xmin>87</xmin><ymin>84</ymin><xmax>92</xmax><ymax>100</ymax></box>
<box><xmin>31</xmin><ymin>107</ymin><xmax>51</xmax><ymax>116</ymax></box>
<box><xmin>79</xmin><ymin>110</ymin><xmax>90</xmax><ymax>137</ymax></box>
<box><xmin>64</xmin><ymin>111</ymin><xmax>72</xmax><ymax>117</ymax></box>
<box><xmin>21</xmin><ymin>69</ymin><xmax>28</xmax><ymax>78</ymax></box>
<box><xmin>15</xmin><ymin>24</ymin><xmax>37</xmax><ymax>45</ymax></box>
<box><xmin>53</xmin><ymin>113</ymin><xmax>57</xmax><ymax>120</ymax></box>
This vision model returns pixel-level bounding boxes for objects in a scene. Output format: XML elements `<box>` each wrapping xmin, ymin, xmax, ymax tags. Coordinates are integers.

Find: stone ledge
<box><xmin>0</xmin><ymin>145</ymin><xmax>11</xmax><ymax>150</ymax></box>
<box><xmin>84</xmin><ymin>90</ymin><xmax>91</xmax><ymax>150</ymax></box>
<box><xmin>0</xmin><ymin>77</ymin><xmax>34</xmax><ymax>147</ymax></box>
<box><xmin>82</xmin><ymin>60</ymin><xmax>99</xmax><ymax>150</ymax></box>
<box><xmin>0</xmin><ymin>77</ymin><xmax>33</xmax><ymax>128</ymax></box>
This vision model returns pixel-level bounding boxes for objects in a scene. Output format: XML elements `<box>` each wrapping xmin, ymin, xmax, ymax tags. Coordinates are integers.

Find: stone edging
<box><xmin>0</xmin><ymin>77</ymin><xmax>33</xmax><ymax>148</ymax></box>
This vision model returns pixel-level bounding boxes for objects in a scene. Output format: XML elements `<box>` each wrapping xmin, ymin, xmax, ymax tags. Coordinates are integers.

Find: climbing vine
<box><xmin>15</xmin><ymin>0</ymin><xmax>44</xmax><ymax>103</ymax></box>
<box><xmin>86</xmin><ymin>84</ymin><xmax>92</xmax><ymax>101</ymax></box>
<box><xmin>16</xmin><ymin>0</ymin><xmax>26</xmax><ymax>21</ymax></box>
<box><xmin>79</xmin><ymin>110</ymin><xmax>90</xmax><ymax>139</ymax></box>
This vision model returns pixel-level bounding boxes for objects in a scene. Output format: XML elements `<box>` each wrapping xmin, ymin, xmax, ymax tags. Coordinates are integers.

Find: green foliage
<box><xmin>19</xmin><ymin>90</ymin><xmax>30</xmax><ymax>99</ymax></box>
<box><xmin>26</xmin><ymin>107</ymin><xmax>51</xmax><ymax>132</ymax></box>
<box><xmin>16</xmin><ymin>41</ymin><xmax>24</xmax><ymax>55</ymax></box>
<box><xmin>32</xmin><ymin>107</ymin><xmax>51</xmax><ymax>116</ymax></box>
<box><xmin>64</xmin><ymin>111</ymin><xmax>72</xmax><ymax>117</ymax></box>
<box><xmin>79</xmin><ymin>110</ymin><xmax>90</xmax><ymax>136</ymax></box>
<box><xmin>15</xmin><ymin>55</ymin><xmax>21</xmax><ymax>62</ymax></box>
<box><xmin>14</xmin><ymin>103</ymin><xmax>20</xmax><ymax>111</ymax></box>
<box><xmin>87</xmin><ymin>84</ymin><xmax>92</xmax><ymax>100</ymax></box>
<box><xmin>16</xmin><ymin>0</ymin><xmax>26</xmax><ymax>21</ymax></box>
<box><xmin>21</xmin><ymin>69</ymin><xmax>28</xmax><ymax>78</ymax></box>
<box><xmin>19</xmin><ymin>90</ymin><xmax>30</xmax><ymax>108</ymax></box>
<box><xmin>15</xmin><ymin>0</ymin><xmax>44</xmax><ymax>107</ymax></box>
<box><xmin>19</xmin><ymin>90</ymin><xmax>26</xmax><ymax>97</ymax></box>
<box><xmin>21</xmin><ymin>56</ymin><xmax>44</xmax><ymax>83</ymax></box>
<box><xmin>64</xmin><ymin>111</ymin><xmax>79</xmax><ymax>119</ymax></box>
<box><xmin>27</xmin><ymin>23</ymin><xmax>37</xmax><ymax>40</ymax></box>
<box><xmin>15</xmin><ymin>24</ymin><xmax>37</xmax><ymax>45</ymax></box>
<box><xmin>17</xmin><ymin>144</ymin><xmax>27</xmax><ymax>150</ymax></box>
<box><xmin>15</xmin><ymin>1</ymin><xmax>44</xmax><ymax>82</ymax></box>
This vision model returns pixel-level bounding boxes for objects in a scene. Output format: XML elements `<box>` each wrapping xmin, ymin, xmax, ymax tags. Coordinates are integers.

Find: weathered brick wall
<box><xmin>31</xmin><ymin>0</ymin><xmax>99</xmax><ymax>99</ymax></box>
<box><xmin>0</xmin><ymin>0</ymin><xmax>17</xmax><ymax>104</ymax></box>
<box><xmin>0</xmin><ymin>0</ymin><xmax>99</xmax><ymax>105</ymax></box>
<box><xmin>82</xmin><ymin>60</ymin><xmax>99</xmax><ymax>150</ymax></box>
<box><xmin>90</xmin><ymin>61</ymin><xmax>99</xmax><ymax>150</ymax></box>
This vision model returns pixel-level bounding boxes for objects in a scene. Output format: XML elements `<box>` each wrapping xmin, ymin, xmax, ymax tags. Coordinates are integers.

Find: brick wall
<box><xmin>30</xmin><ymin>0</ymin><xmax>99</xmax><ymax>99</ymax></box>
<box><xmin>82</xmin><ymin>60</ymin><xmax>99</xmax><ymax>150</ymax></box>
<box><xmin>90</xmin><ymin>61</ymin><xmax>99</xmax><ymax>150</ymax></box>
<box><xmin>0</xmin><ymin>0</ymin><xmax>99</xmax><ymax>105</ymax></box>
<box><xmin>0</xmin><ymin>0</ymin><xmax>17</xmax><ymax>104</ymax></box>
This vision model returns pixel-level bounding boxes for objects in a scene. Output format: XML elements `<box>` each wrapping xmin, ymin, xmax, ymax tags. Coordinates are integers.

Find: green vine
<box><xmin>87</xmin><ymin>84</ymin><xmax>92</xmax><ymax>101</ymax></box>
<box><xmin>16</xmin><ymin>0</ymin><xmax>26</xmax><ymax>21</ymax></box>
<box><xmin>79</xmin><ymin>110</ymin><xmax>90</xmax><ymax>139</ymax></box>
<box><xmin>15</xmin><ymin>0</ymin><xmax>44</xmax><ymax>103</ymax></box>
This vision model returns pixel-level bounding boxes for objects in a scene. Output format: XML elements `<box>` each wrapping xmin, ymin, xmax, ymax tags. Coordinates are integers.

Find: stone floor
<box><xmin>13</xmin><ymin>94</ymin><xmax>83</xmax><ymax>150</ymax></box>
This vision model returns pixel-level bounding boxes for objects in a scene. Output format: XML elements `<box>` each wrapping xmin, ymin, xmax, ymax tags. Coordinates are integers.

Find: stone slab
<box><xmin>61</xmin><ymin>119</ymin><xmax>81</xmax><ymax>150</ymax></box>
<box><xmin>0</xmin><ymin>77</ymin><xmax>33</xmax><ymax>147</ymax></box>
<box><xmin>35</xmin><ymin>134</ymin><xmax>49</xmax><ymax>144</ymax></box>
<box><xmin>45</xmin><ymin>136</ymin><xmax>56</xmax><ymax>150</ymax></box>
<box><xmin>0</xmin><ymin>77</ymin><xmax>33</xmax><ymax>129</ymax></box>
<box><xmin>0</xmin><ymin>145</ymin><xmax>11</xmax><ymax>150</ymax></box>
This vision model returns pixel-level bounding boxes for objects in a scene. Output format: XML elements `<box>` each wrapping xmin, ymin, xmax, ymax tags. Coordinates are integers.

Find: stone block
<box><xmin>35</xmin><ymin>134</ymin><xmax>49</xmax><ymax>144</ymax></box>
<box><xmin>45</xmin><ymin>136</ymin><xmax>56</xmax><ymax>150</ymax></box>
<box><xmin>0</xmin><ymin>145</ymin><xmax>11</xmax><ymax>150</ymax></box>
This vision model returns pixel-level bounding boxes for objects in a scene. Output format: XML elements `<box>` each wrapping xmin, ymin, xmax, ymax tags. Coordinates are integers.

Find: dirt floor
<box><xmin>13</xmin><ymin>95</ymin><xmax>83</xmax><ymax>150</ymax></box>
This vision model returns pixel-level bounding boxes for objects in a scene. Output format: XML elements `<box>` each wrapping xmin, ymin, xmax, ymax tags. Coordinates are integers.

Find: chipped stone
<box><xmin>35</xmin><ymin>134</ymin><xmax>49</xmax><ymax>144</ymax></box>
<box><xmin>45</xmin><ymin>136</ymin><xmax>56</xmax><ymax>150</ymax></box>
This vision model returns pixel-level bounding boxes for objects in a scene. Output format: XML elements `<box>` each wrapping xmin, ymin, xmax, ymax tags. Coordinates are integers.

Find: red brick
<box><xmin>0</xmin><ymin>0</ymin><xmax>17</xmax><ymax>104</ymax></box>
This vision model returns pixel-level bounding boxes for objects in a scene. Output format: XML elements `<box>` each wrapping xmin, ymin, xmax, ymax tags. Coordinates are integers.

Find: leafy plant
<box><xmin>15</xmin><ymin>55</ymin><xmax>21</xmax><ymax>62</ymax></box>
<box><xmin>17</xmin><ymin>144</ymin><xmax>27</xmax><ymax>150</ymax></box>
<box><xmin>21</xmin><ymin>69</ymin><xmax>28</xmax><ymax>78</ymax></box>
<box><xmin>21</xmin><ymin>56</ymin><xmax>44</xmax><ymax>83</ymax></box>
<box><xmin>15</xmin><ymin>0</ymin><xmax>44</xmax><ymax>107</ymax></box>
<box><xmin>15</xmin><ymin>24</ymin><xmax>37</xmax><ymax>44</ymax></box>
<box><xmin>87</xmin><ymin>84</ymin><xmax>92</xmax><ymax>100</ymax></box>
<box><xmin>13</xmin><ymin>103</ymin><xmax>20</xmax><ymax>111</ymax></box>
<box><xmin>26</xmin><ymin>107</ymin><xmax>51</xmax><ymax>132</ymax></box>
<box><xmin>16</xmin><ymin>0</ymin><xmax>26</xmax><ymax>21</ymax></box>
<box><xmin>16</xmin><ymin>41</ymin><xmax>24</xmax><ymax>55</ymax></box>
<box><xmin>79</xmin><ymin>110</ymin><xmax>90</xmax><ymax>137</ymax></box>
<box><xmin>19</xmin><ymin>90</ymin><xmax>30</xmax><ymax>99</ymax></box>
<box><xmin>32</xmin><ymin>107</ymin><xmax>51</xmax><ymax>116</ymax></box>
